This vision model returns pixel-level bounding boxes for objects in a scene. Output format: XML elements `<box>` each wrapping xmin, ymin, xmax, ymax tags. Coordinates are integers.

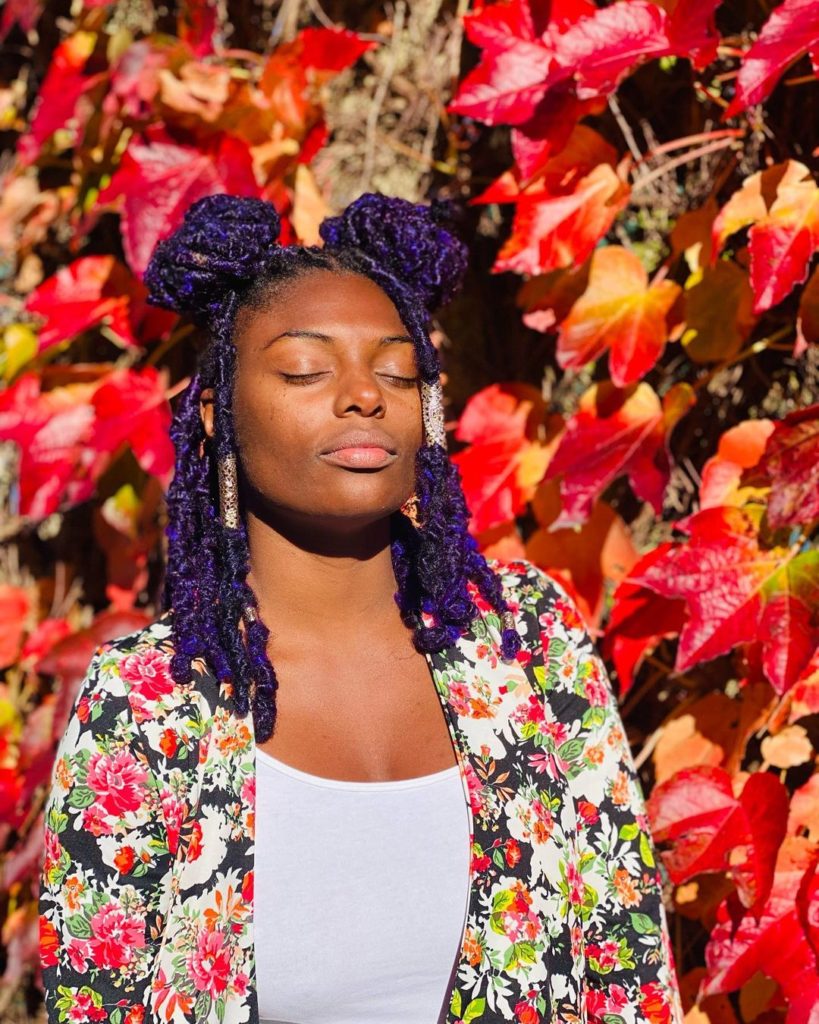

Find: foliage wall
<box><xmin>1</xmin><ymin>0</ymin><xmax>818</xmax><ymax>1021</ymax></box>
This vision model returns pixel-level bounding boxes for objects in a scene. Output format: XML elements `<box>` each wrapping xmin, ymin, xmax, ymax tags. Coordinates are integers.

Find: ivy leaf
<box><xmin>96</xmin><ymin>127</ymin><xmax>262</xmax><ymax>276</ymax></box>
<box><xmin>744</xmin><ymin>402</ymin><xmax>819</xmax><ymax>530</ymax></box>
<box><xmin>629</xmin><ymin>506</ymin><xmax>819</xmax><ymax>693</ymax></box>
<box><xmin>649</xmin><ymin>765</ymin><xmax>789</xmax><ymax>910</ymax></box>
<box><xmin>712</xmin><ymin>160</ymin><xmax>819</xmax><ymax>314</ymax></box>
<box><xmin>724</xmin><ymin>0</ymin><xmax>819</xmax><ymax>118</ymax></box>
<box><xmin>543</xmin><ymin>381</ymin><xmax>694</xmax><ymax>527</ymax></box>
<box><xmin>453</xmin><ymin>384</ymin><xmax>559</xmax><ymax>535</ymax></box>
<box><xmin>555</xmin><ymin>245</ymin><xmax>682</xmax><ymax>386</ymax></box>
<box><xmin>702</xmin><ymin>837</ymin><xmax>819</xmax><ymax>1016</ymax></box>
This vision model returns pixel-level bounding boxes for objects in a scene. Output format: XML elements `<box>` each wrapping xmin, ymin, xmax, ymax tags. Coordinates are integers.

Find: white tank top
<box><xmin>254</xmin><ymin>746</ymin><xmax>471</xmax><ymax>1024</ymax></box>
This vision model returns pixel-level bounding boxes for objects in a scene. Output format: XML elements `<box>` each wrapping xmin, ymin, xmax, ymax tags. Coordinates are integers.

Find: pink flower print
<box><xmin>160</xmin><ymin>791</ymin><xmax>187</xmax><ymax>855</ymax></box>
<box><xmin>120</xmin><ymin>648</ymin><xmax>175</xmax><ymax>701</ymax></box>
<box><xmin>233</xmin><ymin>971</ymin><xmax>249</xmax><ymax>996</ymax></box>
<box><xmin>187</xmin><ymin>928</ymin><xmax>232</xmax><ymax>998</ymax></box>
<box><xmin>565</xmin><ymin>862</ymin><xmax>585</xmax><ymax>908</ymax></box>
<box><xmin>540</xmin><ymin>717</ymin><xmax>568</xmax><ymax>746</ymax></box>
<box><xmin>66</xmin><ymin>991</ymin><xmax>107</xmax><ymax>1022</ymax></box>
<box><xmin>462</xmin><ymin>761</ymin><xmax>484</xmax><ymax>815</ymax></box>
<box><xmin>241</xmin><ymin>774</ymin><xmax>255</xmax><ymax>807</ymax></box>
<box><xmin>449</xmin><ymin>681</ymin><xmax>471</xmax><ymax>716</ymax></box>
<box><xmin>81</xmin><ymin>804</ymin><xmax>113</xmax><ymax>837</ymax></box>
<box><xmin>67</xmin><ymin>939</ymin><xmax>90</xmax><ymax>972</ymax></box>
<box><xmin>585</xmin><ymin>984</ymin><xmax>628</xmax><ymax>1017</ymax></box>
<box><xmin>583</xmin><ymin>672</ymin><xmax>610</xmax><ymax>708</ymax></box>
<box><xmin>86</xmin><ymin>749</ymin><xmax>148</xmax><ymax>816</ymax></box>
<box><xmin>587</xmin><ymin>938</ymin><xmax>620</xmax><ymax>971</ymax></box>
<box><xmin>43</xmin><ymin>827</ymin><xmax>61</xmax><ymax>872</ymax></box>
<box><xmin>88</xmin><ymin>901</ymin><xmax>146</xmax><ymax>969</ymax></box>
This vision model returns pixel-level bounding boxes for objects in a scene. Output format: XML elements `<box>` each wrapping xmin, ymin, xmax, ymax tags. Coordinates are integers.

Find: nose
<box><xmin>333</xmin><ymin>365</ymin><xmax>386</xmax><ymax>418</ymax></box>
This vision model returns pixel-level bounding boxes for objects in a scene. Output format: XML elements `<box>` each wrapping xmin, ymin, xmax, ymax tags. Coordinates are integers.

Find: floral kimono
<box><xmin>39</xmin><ymin>559</ymin><xmax>683</xmax><ymax>1024</ymax></box>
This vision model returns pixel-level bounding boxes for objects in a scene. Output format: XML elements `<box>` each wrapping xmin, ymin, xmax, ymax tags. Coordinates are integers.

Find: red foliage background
<box><xmin>1</xmin><ymin>1</ymin><xmax>818</xmax><ymax>1021</ymax></box>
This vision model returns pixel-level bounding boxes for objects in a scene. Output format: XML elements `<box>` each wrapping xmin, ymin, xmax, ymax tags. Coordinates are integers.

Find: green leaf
<box><xmin>492</xmin><ymin>889</ymin><xmax>514</xmax><ymax>912</ymax></box>
<box><xmin>450</xmin><ymin>989</ymin><xmax>463</xmax><ymax>1017</ymax></box>
<box><xmin>619</xmin><ymin>823</ymin><xmax>639</xmax><ymax>841</ymax></box>
<box><xmin>630</xmin><ymin>912</ymin><xmax>660</xmax><ymax>935</ymax></box>
<box><xmin>65</xmin><ymin>914</ymin><xmax>92</xmax><ymax>939</ymax></box>
<box><xmin>109</xmin><ymin>1010</ymin><xmax>123</xmax><ymax>1024</ymax></box>
<box><xmin>603</xmin><ymin>1015</ymin><xmax>627</xmax><ymax>1024</ymax></box>
<box><xmin>640</xmin><ymin>832</ymin><xmax>656</xmax><ymax>867</ymax></box>
<box><xmin>67</xmin><ymin>786</ymin><xmax>96</xmax><ymax>809</ymax></box>
<box><xmin>557</xmin><ymin>738</ymin><xmax>585</xmax><ymax>762</ymax></box>
<box><xmin>464</xmin><ymin>997</ymin><xmax>487</xmax><ymax>1022</ymax></box>
<box><xmin>582</xmin><ymin>705</ymin><xmax>607</xmax><ymax>729</ymax></box>
<box><xmin>533</xmin><ymin>664</ymin><xmax>548</xmax><ymax>693</ymax></box>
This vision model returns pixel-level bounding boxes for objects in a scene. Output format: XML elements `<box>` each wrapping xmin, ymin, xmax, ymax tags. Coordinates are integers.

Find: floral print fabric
<box><xmin>39</xmin><ymin>559</ymin><xmax>683</xmax><ymax>1024</ymax></box>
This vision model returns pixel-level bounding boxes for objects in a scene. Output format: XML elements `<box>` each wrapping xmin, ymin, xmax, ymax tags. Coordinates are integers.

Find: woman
<box><xmin>39</xmin><ymin>192</ymin><xmax>683</xmax><ymax>1024</ymax></box>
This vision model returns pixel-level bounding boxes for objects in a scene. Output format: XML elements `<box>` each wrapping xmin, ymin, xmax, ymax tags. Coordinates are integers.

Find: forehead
<box><xmin>234</xmin><ymin>269</ymin><xmax>407</xmax><ymax>340</ymax></box>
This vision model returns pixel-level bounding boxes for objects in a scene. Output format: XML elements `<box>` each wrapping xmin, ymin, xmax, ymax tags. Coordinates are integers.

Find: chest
<box><xmin>255</xmin><ymin>640</ymin><xmax>459</xmax><ymax>780</ymax></box>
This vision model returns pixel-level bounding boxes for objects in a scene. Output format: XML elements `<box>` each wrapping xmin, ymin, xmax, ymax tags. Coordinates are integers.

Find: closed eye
<box><xmin>279</xmin><ymin>371</ymin><xmax>418</xmax><ymax>387</ymax></box>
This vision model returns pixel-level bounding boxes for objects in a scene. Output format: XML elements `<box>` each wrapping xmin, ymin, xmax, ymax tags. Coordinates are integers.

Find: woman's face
<box><xmin>200</xmin><ymin>270</ymin><xmax>423</xmax><ymax>533</ymax></box>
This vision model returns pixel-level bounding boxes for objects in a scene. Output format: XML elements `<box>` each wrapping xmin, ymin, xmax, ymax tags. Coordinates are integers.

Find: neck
<box><xmin>244</xmin><ymin>510</ymin><xmax>400</xmax><ymax>638</ymax></box>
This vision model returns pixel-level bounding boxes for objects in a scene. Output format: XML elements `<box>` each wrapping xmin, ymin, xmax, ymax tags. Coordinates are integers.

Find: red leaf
<box><xmin>24</xmin><ymin>256</ymin><xmax>143</xmax><ymax>353</ymax></box>
<box><xmin>299</xmin><ymin>26</ymin><xmax>379</xmax><ymax>74</ymax></box>
<box><xmin>0</xmin><ymin>0</ymin><xmax>43</xmax><ymax>41</ymax></box>
<box><xmin>630</xmin><ymin>506</ymin><xmax>819</xmax><ymax>693</ymax></box>
<box><xmin>603</xmin><ymin>542</ymin><xmax>687</xmax><ymax>694</ymax></box>
<box><xmin>649</xmin><ymin>766</ymin><xmax>788</xmax><ymax>910</ymax></box>
<box><xmin>703</xmin><ymin>837</ymin><xmax>819</xmax><ymax>1023</ymax></box>
<box><xmin>0</xmin><ymin>368</ymin><xmax>173</xmax><ymax>519</ymax></box>
<box><xmin>91</xmin><ymin>367</ymin><xmax>174</xmax><ymax>481</ymax></box>
<box><xmin>748</xmin><ymin>402</ymin><xmax>819</xmax><ymax>530</ymax></box>
<box><xmin>547</xmin><ymin>1</ymin><xmax>669</xmax><ymax>99</ymax></box>
<box><xmin>555</xmin><ymin>245</ymin><xmax>681</xmax><ymax>386</ymax></box>
<box><xmin>544</xmin><ymin>380</ymin><xmax>694</xmax><ymax>526</ymax></box>
<box><xmin>492</xmin><ymin>163</ymin><xmax>631</xmax><ymax>276</ymax></box>
<box><xmin>178</xmin><ymin>0</ymin><xmax>222</xmax><ymax>57</ymax></box>
<box><xmin>97</xmin><ymin>126</ymin><xmax>261</xmax><ymax>275</ymax></box>
<box><xmin>449</xmin><ymin>0</ymin><xmax>718</xmax><ymax>132</ymax></box>
<box><xmin>16</xmin><ymin>33</ymin><xmax>107</xmax><ymax>165</ymax></box>
<box><xmin>724</xmin><ymin>0</ymin><xmax>819</xmax><ymax>118</ymax></box>
<box><xmin>658</xmin><ymin>0</ymin><xmax>722</xmax><ymax>69</ymax></box>
<box><xmin>452</xmin><ymin>383</ymin><xmax>558</xmax><ymax>535</ymax></box>
<box><xmin>712</xmin><ymin>160</ymin><xmax>819</xmax><ymax>314</ymax></box>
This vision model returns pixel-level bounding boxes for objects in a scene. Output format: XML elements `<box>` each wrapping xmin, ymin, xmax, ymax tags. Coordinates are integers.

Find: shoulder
<box><xmin>73</xmin><ymin>610</ymin><xmax>203</xmax><ymax>733</ymax></box>
<box><xmin>481</xmin><ymin>557</ymin><xmax>586</xmax><ymax>633</ymax></box>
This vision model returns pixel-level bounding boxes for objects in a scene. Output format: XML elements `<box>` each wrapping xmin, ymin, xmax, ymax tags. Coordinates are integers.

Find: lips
<box><xmin>320</xmin><ymin>429</ymin><xmax>398</xmax><ymax>455</ymax></box>
<box><xmin>319</xmin><ymin>429</ymin><xmax>398</xmax><ymax>469</ymax></box>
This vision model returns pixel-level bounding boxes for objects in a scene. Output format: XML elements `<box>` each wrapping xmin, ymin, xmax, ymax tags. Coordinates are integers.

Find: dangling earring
<box><xmin>217</xmin><ymin>451</ymin><xmax>240</xmax><ymax>530</ymax></box>
<box><xmin>421</xmin><ymin>379</ymin><xmax>447</xmax><ymax>449</ymax></box>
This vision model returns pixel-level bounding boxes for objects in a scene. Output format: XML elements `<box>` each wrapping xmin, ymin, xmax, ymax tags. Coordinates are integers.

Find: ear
<box><xmin>200</xmin><ymin>387</ymin><xmax>215</xmax><ymax>438</ymax></box>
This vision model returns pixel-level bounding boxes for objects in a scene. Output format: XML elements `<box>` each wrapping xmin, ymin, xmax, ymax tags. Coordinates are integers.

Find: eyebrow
<box><xmin>261</xmin><ymin>329</ymin><xmax>414</xmax><ymax>350</ymax></box>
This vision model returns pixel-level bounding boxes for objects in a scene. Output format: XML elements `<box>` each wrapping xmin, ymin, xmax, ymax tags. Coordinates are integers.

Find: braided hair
<box><xmin>144</xmin><ymin>191</ymin><xmax>521</xmax><ymax>742</ymax></box>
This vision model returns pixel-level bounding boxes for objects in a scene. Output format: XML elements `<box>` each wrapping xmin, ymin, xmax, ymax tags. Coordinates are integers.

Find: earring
<box><xmin>217</xmin><ymin>452</ymin><xmax>240</xmax><ymax>529</ymax></box>
<box><xmin>421</xmin><ymin>379</ymin><xmax>447</xmax><ymax>449</ymax></box>
<box><xmin>400</xmin><ymin>492</ymin><xmax>421</xmax><ymax>528</ymax></box>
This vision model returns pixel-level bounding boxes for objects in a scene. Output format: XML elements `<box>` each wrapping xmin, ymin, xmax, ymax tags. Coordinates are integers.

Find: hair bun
<box><xmin>318</xmin><ymin>193</ymin><xmax>469</xmax><ymax>312</ymax></box>
<box><xmin>144</xmin><ymin>194</ymin><xmax>283</xmax><ymax>324</ymax></box>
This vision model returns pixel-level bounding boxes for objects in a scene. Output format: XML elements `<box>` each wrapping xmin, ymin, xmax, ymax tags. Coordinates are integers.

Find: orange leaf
<box><xmin>699</xmin><ymin>418</ymin><xmax>775</xmax><ymax>510</ymax></box>
<box><xmin>556</xmin><ymin>245</ymin><xmax>682</xmax><ymax>385</ymax></box>
<box><xmin>525</xmin><ymin>498</ymin><xmax>638</xmax><ymax>628</ymax></box>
